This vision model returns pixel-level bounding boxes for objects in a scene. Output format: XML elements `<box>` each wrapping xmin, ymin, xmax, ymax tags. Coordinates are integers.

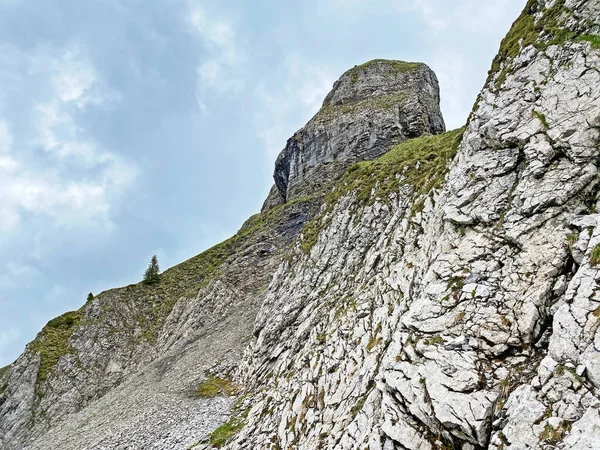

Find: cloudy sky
<box><xmin>0</xmin><ymin>0</ymin><xmax>526</xmax><ymax>366</ymax></box>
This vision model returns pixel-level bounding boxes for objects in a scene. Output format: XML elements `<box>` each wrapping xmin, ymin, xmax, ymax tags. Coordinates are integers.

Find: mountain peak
<box><xmin>262</xmin><ymin>59</ymin><xmax>445</xmax><ymax>210</ymax></box>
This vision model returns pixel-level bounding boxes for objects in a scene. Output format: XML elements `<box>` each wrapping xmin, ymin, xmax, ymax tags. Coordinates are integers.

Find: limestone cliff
<box><xmin>0</xmin><ymin>58</ymin><xmax>444</xmax><ymax>449</ymax></box>
<box><xmin>1</xmin><ymin>0</ymin><xmax>600</xmax><ymax>449</ymax></box>
<box><xmin>262</xmin><ymin>60</ymin><xmax>445</xmax><ymax>210</ymax></box>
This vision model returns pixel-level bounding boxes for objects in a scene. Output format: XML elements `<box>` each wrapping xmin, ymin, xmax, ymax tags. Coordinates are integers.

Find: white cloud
<box><xmin>0</xmin><ymin>44</ymin><xmax>137</xmax><ymax>233</ymax></box>
<box><xmin>188</xmin><ymin>5</ymin><xmax>246</xmax><ymax>104</ymax></box>
<box><xmin>254</xmin><ymin>55</ymin><xmax>334</xmax><ymax>159</ymax></box>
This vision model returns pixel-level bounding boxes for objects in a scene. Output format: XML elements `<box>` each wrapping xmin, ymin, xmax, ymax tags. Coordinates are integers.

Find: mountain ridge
<box><xmin>2</xmin><ymin>0</ymin><xmax>600</xmax><ymax>448</ymax></box>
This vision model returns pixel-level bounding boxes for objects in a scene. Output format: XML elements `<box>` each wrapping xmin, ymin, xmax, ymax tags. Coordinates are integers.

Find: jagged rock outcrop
<box><xmin>262</xmin><ymin>59</ymin><xmax>445</xmax><ymax>210</ymax></box>
<box><xmin>209</xmin><ymin>1</ymin><xmax>599</xmax><ymax>449</ymax></box>
<box><xmin>0</xmin><ymin>199</ymin><xmax>320</xmax><ymax>449</ymax></box>
<box><xmin>0</xmin><ymin>59</ymin><xmax>445</xmax><ymax>449</ymax></box>
<box><xmin>2</xmin><ymin>1</ymin><xmax>600</xmax><ymax>449</ymax></box>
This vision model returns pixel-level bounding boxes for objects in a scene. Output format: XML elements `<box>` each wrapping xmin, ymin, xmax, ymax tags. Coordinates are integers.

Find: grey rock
<box><xmin>268</xmin><ymin>59</ymin><xmax>445</xmax><ymax>207</ymax></box>
<box><xmin>2</xmin><ymin>2</ymin><xmax>600</xmax><ymax>450</ymax></box>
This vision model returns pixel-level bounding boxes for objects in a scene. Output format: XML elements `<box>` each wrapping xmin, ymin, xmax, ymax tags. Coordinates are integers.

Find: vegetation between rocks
<box><xmin>576</xmin><ymin>34</ymin><xmax>600</xmax><ymax>49</ymax></box>
<box><xmin>539</xmin><ymin>421</ymin><xmax>572</xmax><ymax>445</ymax></box>
<box><xmin>208</xmin><ymin>407</ymin><xmax>250</xmax><ymax>448</ymax></box>
<box><xmin>318</xmin><ymin>92</ymin><xmax>408</xmax><ymax>121</ymax></box>
<box><xmin>531</xmin><ymin>110</ymin><xmax>549</xmax><ymax>129</ymax></box>
<box><xmin>196</xmin><ymin>375</ymin><xmax>239</xmax><ymax>398</ymax></box>
<box><xmin>487</xmin><ymin>0</ymin><xmax>593</xmax><ymax>90</ymax></box>
<box><xmin>589</xmin><ymin>243</ymin><xmax>600</xmax><ymax>266</ymax></box>
<box><xmin>346</xmin><ymin>59</ymin><xmax>423</xmax><ymax>84</ymax></box>
<box><xmin>301</xmin><ymin>128</ymin><xmax>465</xmax><ymax>253</ymax></box>
<box><xmin>28</xmin><ymin>310</ymin><xmax>82</xmax><ymax>386</ymax></box>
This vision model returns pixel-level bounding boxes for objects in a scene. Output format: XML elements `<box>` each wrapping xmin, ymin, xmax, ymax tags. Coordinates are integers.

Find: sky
<box><xmin>0</xmin><ymin>0</ymin><xmax>526</xmax><ymax>366</ymax></box>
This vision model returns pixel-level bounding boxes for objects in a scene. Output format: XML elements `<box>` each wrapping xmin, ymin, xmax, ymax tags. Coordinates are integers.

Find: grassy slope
<box><xmin>301</xmin><ymin>128</ymin><xmax>465</xmax><ymax>253</ymax></box>
<box><xmin>23</xmin><ymin>196</ymin><xmax>315</xmax><ymax>391</ymax></box>
<box><xmin>485</xmin><ymin>0</ymin><xmax>599</xmax><ymax>92</ymax></box>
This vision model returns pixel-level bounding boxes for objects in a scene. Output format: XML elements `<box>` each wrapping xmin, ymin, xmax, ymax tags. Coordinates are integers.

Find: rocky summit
<box><xmin>262</xmin><ymin>60</ymin><xmax>445</xmax><ymax>211</ymax></box>
<box><xmin>1</xmin><ymin>1</ymin><xmax>600</xmax><ymax>449</ymax></box>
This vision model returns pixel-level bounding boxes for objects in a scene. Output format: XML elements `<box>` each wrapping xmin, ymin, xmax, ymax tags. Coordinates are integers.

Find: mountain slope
<box><xmin>3</xmin><ymin>0</ymin><xmax>600</xmax><ymax>448</ymax></box>
<box><xmin>0</xmin><ymin>60</ymin><xmax>444</xmax><ymax>449</ymax></box>
<box><xmin>211</xmin><ymin>1</ymin><xmax>600</xmax><ymax>449</ymax></box>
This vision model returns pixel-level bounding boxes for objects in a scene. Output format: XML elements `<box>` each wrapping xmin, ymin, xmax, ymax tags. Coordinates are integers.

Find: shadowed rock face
<box><xmin>262</xmin><ymin>59</ymin><xmax>446</xmax><ymax>210</ymax></box>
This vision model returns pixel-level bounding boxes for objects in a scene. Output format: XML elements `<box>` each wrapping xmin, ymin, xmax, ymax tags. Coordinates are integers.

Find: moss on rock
<box><xmin>28</xmin><ymin>310</ymin><xmax>82</xmax><ymax>386</ymax></box>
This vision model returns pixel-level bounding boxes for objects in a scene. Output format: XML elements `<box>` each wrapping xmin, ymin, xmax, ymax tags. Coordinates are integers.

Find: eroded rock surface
<box><xmin>1</xmin><ymin>1</ymin><xmax>600</xmax><ymax>449</ymax></box>
<box><xmin>264</xmin><ymin>59</ymin><xmax>445</xmax><ymax>210</ymax></box>
<box><xmin>216</xmin><ymin>1</ymin><xmax>600</xmax><ymax>449</ymax></box>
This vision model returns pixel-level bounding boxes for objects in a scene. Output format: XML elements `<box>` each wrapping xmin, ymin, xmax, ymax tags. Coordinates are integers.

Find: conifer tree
<box><xmin>143</xmin><ymin>255</ymin><xmax>161</xmax><ymax>285</ymax></box>
<box><xmin>87</xmin><ymin>293</ymin><xmax>94</xmax><ymax>302</ymax></box>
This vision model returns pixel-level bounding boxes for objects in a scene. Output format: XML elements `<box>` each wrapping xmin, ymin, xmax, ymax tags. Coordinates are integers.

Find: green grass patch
<box><xmin>487</xmin><ymin>0</ymin><xmax>582</xmax><ymax>90</ymax></box>
<box><xmin>590</xmin><ymin>244</ymin><xmax>600</xmax><ymax>266</ymax></box>
<box><xmin>532</xmin><ymin>110</ymin><xmax>550</xmax><ymax>129</ymax></box>
<box><xmin>576</xmin><ymin>34</ymin><xmax>600</xmax><ymax>49</ymax></box>
<box><xmin>196</xmin><ymin>375</ymin><xmax>239</xmax><ymax>398</ymax></box>
<box><xmin>28</xmin><ymin>310</ymin><xmax>82</xmax><ymax>386</ymax></box>
<box><xmin>209</xmin><ymin>408</ymin><xmax>250</xmax><ymax>448</ymax></box>
<box><xmin>300</xmin><ymin>128</ymin><xmax>465</xmax><ymax>253</ymax></box>
<box><xmin>346</xmin><ymin>59</ymin><xmax>423</xmax><ymax>84</ymax></box>
<box><xmin>566</xmin><ymin>232</ymin><xmax>579</xmax><ymax>249</ymax></box>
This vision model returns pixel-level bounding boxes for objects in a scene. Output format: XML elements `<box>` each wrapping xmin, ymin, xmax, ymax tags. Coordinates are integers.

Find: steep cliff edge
<box><xmin>214</xmin><ymin>0</ymin><xmax>600</xmax><ymax>449</ymax></box>
<box><xmin>0</xmin><ymin>59</ymin><xmax>444</xmax><ymax>449</ymax></box>
<box><xmin>2</xmin><ymin>0</ymin><xmax>600</xmax><ymax>448</ymax></box>
<box><xmin>263</xmin><ymin>59</ymin><xmax>445</xmax><ymax>210</ymax></box>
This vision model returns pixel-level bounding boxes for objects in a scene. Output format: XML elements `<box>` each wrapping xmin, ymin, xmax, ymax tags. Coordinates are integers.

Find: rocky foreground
<box><xmin>1</xmin><ymin>0</ymin><xmax>600</xmax><ymax>449</ymax></box>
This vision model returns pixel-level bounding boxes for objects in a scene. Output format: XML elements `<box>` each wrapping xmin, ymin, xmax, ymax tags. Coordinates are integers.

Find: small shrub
<box><xmin>589</xmin><ymin>244</ymin><xmax>600</xmax><ymax>266</ymax></box>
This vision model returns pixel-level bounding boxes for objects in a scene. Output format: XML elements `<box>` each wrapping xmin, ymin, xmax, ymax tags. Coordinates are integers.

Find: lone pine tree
<box><xmin>143</xmin><ymin>255</ymin><xmax>160</xmax><ymax>285</ymax></box>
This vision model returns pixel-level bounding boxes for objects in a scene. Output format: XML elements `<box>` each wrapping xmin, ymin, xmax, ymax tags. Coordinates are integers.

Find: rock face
<box><xmin>263</xmin><ymin>59</ymin><xmax>445</xmax><ymax>210</ymax></box>
<box><xmin>0</xmin><ymin>199</ymin><xmax>321</xmax><ymax>449</ymax></box>
<box><xmin>2</xmin><ymin>1</ymin><xmax>600</xmax><ymax>449</ymax></box>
